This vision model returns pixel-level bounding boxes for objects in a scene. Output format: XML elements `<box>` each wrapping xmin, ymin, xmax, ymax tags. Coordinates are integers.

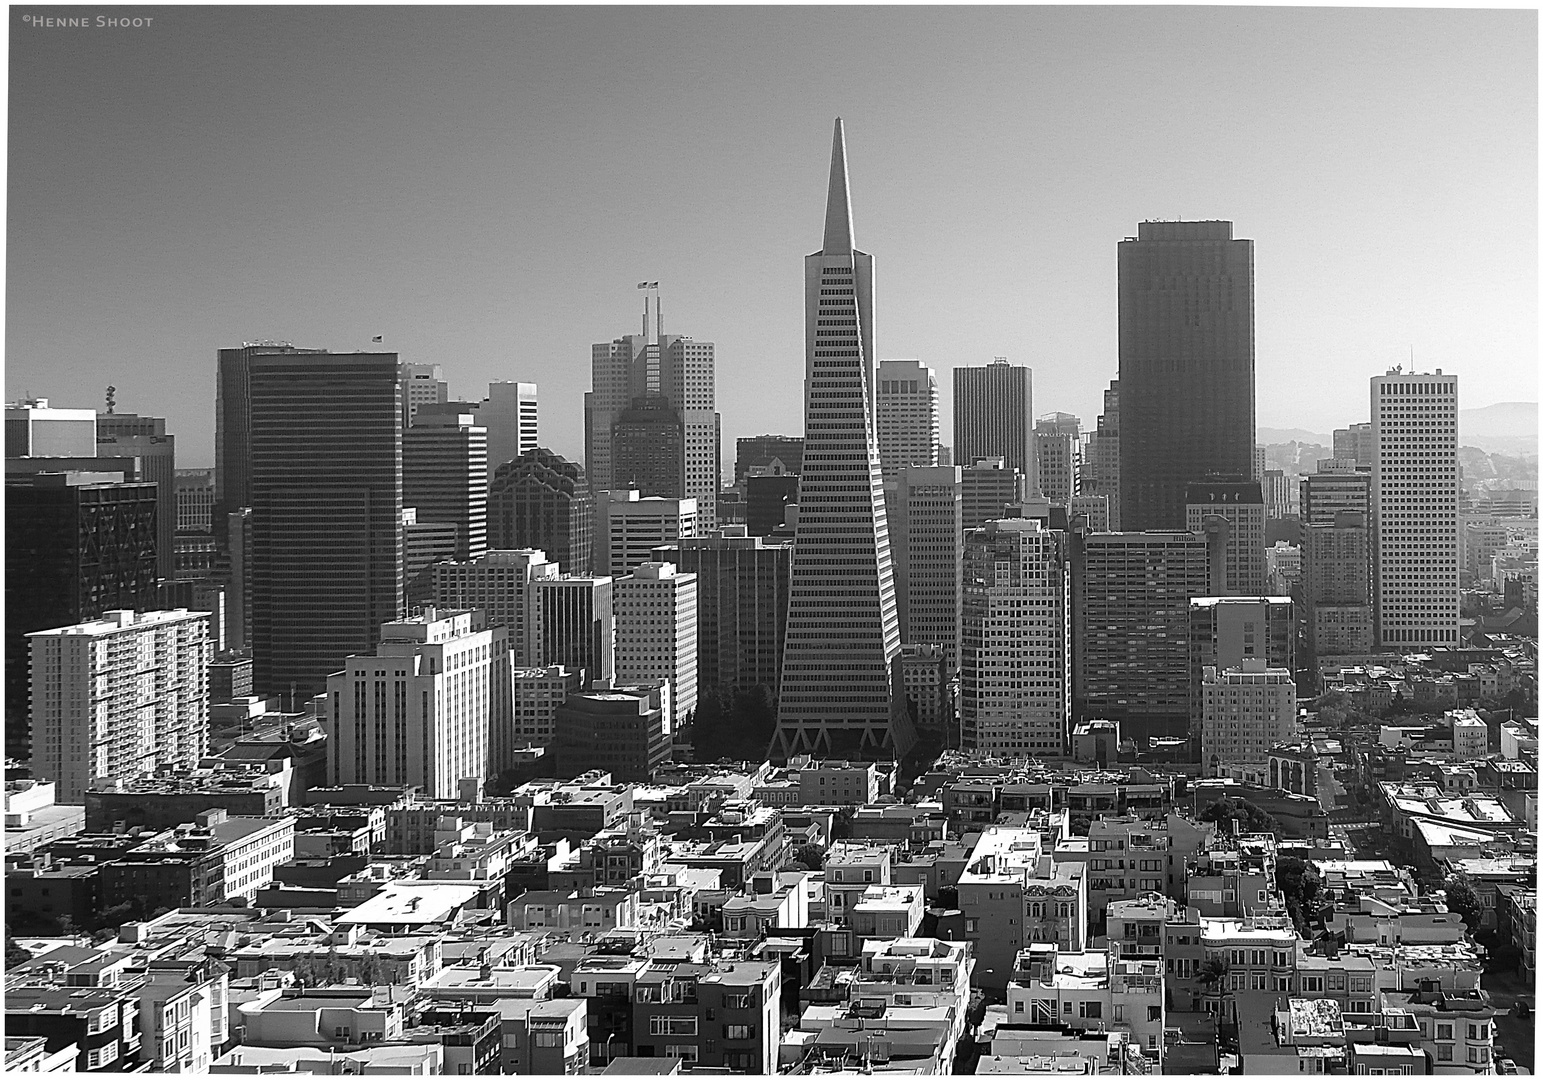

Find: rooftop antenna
<box><xmin>104</xmin><ymin>385</ymin><xmax>116</xmax><ymax>414</ymax></box>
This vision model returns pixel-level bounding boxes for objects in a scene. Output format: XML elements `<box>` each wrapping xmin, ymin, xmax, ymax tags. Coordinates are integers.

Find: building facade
<box><xmin>1184</xmin><ymin>479</ymin><xmax>1266</xmax><ymax>597</ymax></box>
<box><xmin>1200</xmin><ymin>660</ymin><xmax>1297</xmax><ymax>776</ymax></box>
<box><xmin>614</xmin><ymin>562</ymin><xmax>698</xmax><ymax>729</ymax></box>
<box><xmin>889</xmin><ymin>465</ymin><xmax>963</xmax><ymax>658</ymax></box>
<box><xmin>404</xmin><ymin>410</ymin><xmax>488</xmax><ymax>563</ymax></box>
<box><xmin>1035</xmin><ymin>413</ymin><xmax>1081</xmax><ymax>506</ymax></box>
<box><xmin>954</xmin><ymin>359</ymin><xmax>1034</xmax><ymax>485</ymax></box>
<box><xmin>1118</xmin><ymin>221</ymin><xmax>1255</xmax><ymax>531</ymax></box>
<box><xmin>597</xmin><ymin>491</ymin><xmax>697</xmax><ymax>578</ymax></box>
<box><xmin>432</xmin><ymin>548</ymin><xmax>559</xmax><ymax>656</ymax></box>
<box><xmin>488</xmin><ymin>448</ymin><xmax>592</xmax><ymax>575</ymax></box>
<box><xmin>772</xmin><ymin>120</ymin><xmax>909</xmax><ymax>762</ymax></box>
<box><xmin>875</xmin><ymin>359</ymin><xmax>941</xmax><ymax>481</ymax></box>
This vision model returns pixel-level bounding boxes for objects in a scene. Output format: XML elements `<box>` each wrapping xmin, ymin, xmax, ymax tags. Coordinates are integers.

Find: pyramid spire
<box><xmin>821</xmin><ymin>118</ymin><xmax>854</xmax><ymax>255</ymax></box>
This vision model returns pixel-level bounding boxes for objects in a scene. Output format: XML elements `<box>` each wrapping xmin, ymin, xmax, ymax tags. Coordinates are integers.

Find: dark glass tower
<box><xmin>1118</xmin><ymin>221</ymin><xmax>1255</xmax><ymax>531</ymax></box>
<box><xmin>488</xmin><ymin>448</ymin><xmax>593</xmax><ymax>575</ymax></box>
<box><xmin>248</xmin><ymin>351</ymin><xmax>403</xmax><ymax>701</ymax></box>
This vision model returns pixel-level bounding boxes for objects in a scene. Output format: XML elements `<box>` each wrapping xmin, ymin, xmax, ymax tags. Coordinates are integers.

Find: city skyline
<box><xmin>7</xmin><ymin>7</ymin><xmax>1536</xmax><ymax>470</ymax></box>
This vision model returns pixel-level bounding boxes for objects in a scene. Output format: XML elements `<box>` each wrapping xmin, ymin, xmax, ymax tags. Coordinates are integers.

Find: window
<box><xmin>1014</xmin><ymin>1000</ymin><xmax>1025</xmax><ymax>1014</ymax></box>
<box><xmin>533</xmin><ymin>1032</ymin><xmax>562</xmax><ymax>1048</ymax></box>
<box><xmin>1082</xmin><ymin>1001</ymin><xmax>1102</xmax><ymax>1019</ymax></box>
<box><xmin>725</xmin><ymin>1024</ymin><xmax>753</xmax><ymax>1040</ymax></box>
<box><xmin>650</xmin><ymin>1018</ymin><xmax>698</xmax><ymax>1036</ymax></box>
<box><xmin>1437</xmin><ymin>1046</ymin><xmax>1453</xmax><ymax>1062</ymax></box>
<box><xmin>1468</xmin><ymin>1023</ymin><xmax>1488</xmax><ymax>1041</ymax></box>
<box><xmin>666</xmin><ymin>1046</ymin><xmax>699</xmax><ymax>1062</ymax></box>
<box><xmin>1436</xmin><ymin>1023</ymin><xmax>1453</xmax><ymax>1040</ymax></box>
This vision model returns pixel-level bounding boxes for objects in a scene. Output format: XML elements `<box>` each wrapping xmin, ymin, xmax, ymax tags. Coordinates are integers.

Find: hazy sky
<box><xmin>7</xmin><ymin>6</ymin><xmax>1537</xmax><ymax>469</ymax></box>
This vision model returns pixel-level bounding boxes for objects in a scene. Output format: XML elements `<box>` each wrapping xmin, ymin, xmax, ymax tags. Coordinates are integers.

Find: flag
<box><xmin>372</xmin><ymin>335</ymin><xmax>383</xmax><ymax>343</ymax></box>
<box><xmin>637</xmin><ymin>282</ymin><xmax>648</xmax><ymax>289</ymax></box>
<box><xmin>649</xmin><ymin>281</ymin><xmax>659</xmax><ymax>288</ymax></box>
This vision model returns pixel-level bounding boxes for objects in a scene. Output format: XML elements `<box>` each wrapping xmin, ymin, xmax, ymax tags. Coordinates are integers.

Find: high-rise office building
<box><xmin>326</xmin><ymin>608</ymin><xmax>508</xmax><ymax>799</ymax></box>
<box><xmin>1071</xmin><ymin>529</ymin><xmax>1216</xmax><ymax>744</ymax></box>
<box><xmin>507</xmin><ymin>665</ymin><xmax>584</xmax><ymax>763</ymax></box>
<box><xmin>1262</xmin><ymin>470</ymin><xmax>1292</xmax><ymax>521</ymax></box>
<box><xmin>402</xmin><ymin>508</ymin><xmax>459</xmax><ymax>605</ymax></box>
<box><xmin>890</xmin><ymin>465</ymin><xmax>962</xmax><ymax>659</ymax></box>
<box><xmin>1252</xmin><ymin>446</ymin><xmax>1267</xmax><ymax>483</ymax></box>
<box><xmin>554</xmin><ymin>681</ymin><xmax>672</xmax><ymax>783</ymax></box>
<box><xmin>473</xmin><ymin>381</ymin><xmax>538</xmax><ymax>477</ymax></box>
<box><xmin>735</xmin><ymin>435</ymin><xmax>804</xmax><ymax>483</ymax></box>
<box><xmin>1118</xmin><ymin>221</ymin><xmax>1255</xmax><ymax>531</ymax></box>
<box><xmin>961</xmin><ymin>458</ymin><xmax>1024</xmax><ymax>531</ymax></box>
<box><xmin>597</xmin><ymin>490</ymin><xmax>697</xmax><ymax>578</ymax></box>
<box><xmin>1333</xmin><ymin>423</ymin><xmax>1374</xmax><ymax>467</ymax></box>
<box><xmin>95</xmin><ymin>413</ymin><xmax>176</xmax><ymax>581</ymax></box>
<box><xmin>960</xmin><ymin>518</ymin><xmax>1070</xmax><ymax>756</ymax></box>
<box><xmin>1200</xmin><ymin>660</ymin><xmax>1296</xmax><ymax>776</ymax></box>
<box><xmin>1081</xmin><ymin>380</ymin><xmax>1121</xmax><ymax>530</ymax></box>
<box><xmin>745</xmin><ymin>473</ymin><xmax>800</xmax><ymax>538</ymax></box>
<box><xmin>5</xmin><ymin>472</ymin><xmax>159</xmax><ymax>761</ymax></box>
<box><xmin>1184</xmin><ymin>479</ymin><xmax>1266</xmax><ymax>596</ymax></box>
<box><xmin>875</xmin><ymin>359</ymin><xmax>940</xmax><ymax>480</ymax></box>
<box><xmin>403</xmin><ymin>410</ymin><xmax>488</xmax><ymax>562</ymax></box>
<box><xmin>247</xmin><ymin>350</ymin><xmax>403</xmax><ymax>701</ymax></box>
<box><xmin>29</xmin><ymin>609</ymin><xmax>211</xmax><ymax>804</ymax></box>
<box><xmin>614</xmin><ymin>562</ymin><xmax>698</xmax><ymax>729</ymax></box>
<box><xmin>1300</xmin><ymin>461</ymin><xmax>1370</xmax><ymax>526</ymax></box>
<box><xmin>587</xmin><ymin>298</ymin><xmax>717</xmax><ymax>531</ymax></box>
<box><xmin>1370</xmin><ymin>369</ymin><xmax>1460</xmax><ymax>646</ymax></box>
<box><xmin>530</xmin><ymin>575</ymin><xmax>615</xmax><ymax>683</ymax></box>
<box><xmin>1187</xmin><ymin>596</ymin><xmax>1295</xmax><ymax>737</ymax></box>
<box><xmin>400</xmin><ymin>363</ymin><xmax>449</xmax><ymax>426</ymax></box>
<box><xmin>772</xmin><ymin>120</ymin><xmax>910</xmax><ymax>762</ymax></box>
<box><xmin>433</xmin><ymin>548</ymin><xmax>560</xmax><ymax>657</ymax></box>
<box><xmin>656</xmin><ymin>528</ymin><xmax>791</xmax><ymax>701</ymax></box>
<box><xmin>5</xmin><ymin>398</ymin><xmax>97</xmax><ymax>457</ymax></box>
<box><xmin>214</xmin><ymin>342</ymin><xmax>329</xmax><ymax>552</ymax></box>
<box><xmin>1303</xmin><ymin>511</ymin><xmax>1374</xmax><ymax>656</ymax></box>
<box><xmin>175</xmin><ymin>468</ymin><xmax>215</xmax><ymax>553</ymax></box>
<box><xmin>488</xmin><ymin>448</ymin><xmax>592</xmax><ymax>575</ymax></box>
<box><xmin>953</xmin><ymin>358</ymin><xmax>1034</xmax><ymax>484</ymax></box>
<box><xmin>1034</xmin><ymin>414</ymin><xmax>1080</xmax><ymax>506</ymax></box>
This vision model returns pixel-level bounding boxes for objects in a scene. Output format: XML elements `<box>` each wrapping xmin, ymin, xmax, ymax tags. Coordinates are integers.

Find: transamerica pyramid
<box><xmin>770</xmin><ymin>119</ymin><xmax>916</xmax><ymax>763</ymax></box>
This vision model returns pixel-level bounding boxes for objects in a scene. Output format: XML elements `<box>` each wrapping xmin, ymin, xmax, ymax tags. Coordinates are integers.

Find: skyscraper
<box><xmin>247</xmin><ymin>350</ymin><xmax>403</xmax><ymax>701</ymax></box>
<box><xmin>1333</xmin><ymin>423</ymin><xmax>1374</xmax><ymax>467</ymax></box>
<box><xmin>1370</xmin><ymin>369</ymin><xmax>1459</xmax><ymax>646</ymax></box>
<box><xmin>1034</xmin><ymin>413</ymin><xmax>1080</xmax><ymax>506</ymax></box>
<box><xmin>597</xmin><ymin>491</ymin><xmax>698</xmax><ymax>578</ymax></box>
<box><xmin>953</xmin><ymin>358</ymin><xmax>1035</xmax><ymax>484</ymax></box>
<box><xmin>403</xmin><ymin>409</ymin><xmax>488</xmax><ymax>562</ymax></box>
<box><xmin>29</xmin><ymin>608</ymin><xmax>211</xmax><ymax>803</ymax></box>
<box><xmin>614</xmin><ymin>561</ymin><xmax>698</xmax><ymax>729</ymax></box>
<box><xmin>772</xmin><ymin>119</ymin><xmax>911</xmax><ymax>762</ymax></box>
<box><xmin>488</xmin><ymin>448</ymin><xmax>592</xmax><ymax>574</ymax></box>
<box><xmin>1081</xmin><ymin>380</ymin><xmax>1121</xmax><ymax>530</ymax></box>
<box><xmin>875</xmin><ymin>359</ymin><xmax>940</xmax><ymax>480</ymax></box>
<box><xmin>1118</xmin><ymin>221</ymin><xmax>1255</xmax><ymax>531</ymax></box>
<box><xmin>1184</xmin><ymin>479</ymin><xmax>1266</xmax><ymax>596</ymax></box>
<box><xmin>960</xmin><ymin>518</ymin><xmax>1070</xmax><ymax>756</ymax></box>
<box><xmin>587</xmin><ymin>295</ymin><xmax>718</xmax><ymax>532</ymax></box>
<box><xmin>890</xmin><ymin>465</ymin><xmax>963</xmax><ymax>659</ymax></box>
<box><xmin>400</xmin><ymin>363</ymin><xmax>448</xmax><ymax>426</ymax></box>
<box><xmin>95</xmin><ymin>412</ymin><xmax>176</xmax><ymax>582</ymax></box>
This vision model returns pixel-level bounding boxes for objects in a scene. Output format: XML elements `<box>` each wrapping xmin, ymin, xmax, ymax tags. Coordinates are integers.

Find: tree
<box><xmin>793</xmin><ymin>843</ymin><xmax>826</xmax><ymax>872</ymax></box>
<box><xmin>1444</xmin><ymin>873</ymin><xmax>1484</xmax><ymax>934</ymax></box>
<box><xmin>1198</xmin><ymin>797</ymin><xmax>1279</xmax><ymax>837</ymax></box>
<box><xmin>1196</xmin><ymin>955</ymin><xmax>1231</xmax><ymax>1020</ymax></box>
<box><xmin>1275</xmin><ymin>856</ymin><xmax>1326</xmax><ymax>936</ymax></box>
<box><xmin>5</xmin><ymin>923</ymin><xmax>32</xmax><ymax>969</ymax></box>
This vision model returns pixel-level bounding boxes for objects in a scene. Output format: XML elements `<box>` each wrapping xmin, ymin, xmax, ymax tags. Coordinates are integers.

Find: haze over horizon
<box><xmin>7</xmin><ymin>6</ymin><xmax>1537</xmax><ymax>470</ymax></box>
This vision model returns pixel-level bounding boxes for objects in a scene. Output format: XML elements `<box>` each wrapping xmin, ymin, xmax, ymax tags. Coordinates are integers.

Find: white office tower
<box><xmin>400</xmin><ymin>363</ymin><xmax>448</xmax><ymax>425</ymax></box>
<box><xmin>614</xmin><ymin>561</ymin><xmax>698</xmax><ymax>729</ymax></box>
<box><xmin>28</xmin><ymin>609</ymin><xmax>212</xmax><ymax>803</ymax></box>
<box><xmin>1200</xmin><ymin>659</ymin><xmax>1296</xmax><ymax>777</ymax></box>
<box><xmin>960</xmin><ymin>519</ymin><xmax>1070</xmax><ymax>756</ymax></box>
<box><xmin>891</xmin><ymin>465</ymin><xmax>963</xmax><ymax>662</ymax></box>
<box><xmin>1370</xmin><ymin>369</ymin><xmax>1460</xmax><ymax>646</ymax></box>
<box><xmin>1034</xmin><ymin>413</ymin><xmax>1081</xmax><ymax>505</ymax></box>
<box><xmin>875</xmin><ymin>359</ymin><xmax>941</xmax><ymax>480</ymax></box>
<box><xmin>587</xmin><ymin>297</ymin><xmax>718</xmax><ymax>532</ymax></box>
<box><xmin>598</xmin><ymin>490</ymin><xmax>697</xmax><ymax>577</ymax></box>
<box><xmin>772</xmin><ymin>119</ymin><xmax>911</xmax><ymax>762</ymax></box>
<box><xmin>475</xmin><ymin>381</ymin><xmax>539</xmax><ymax>477</ymax></box>
<box><xmin>432</xmin><ymin>548</ymin><xmax>560</xmax><ymax>656</ymax></box>
<box><xmin>5</xmin><ymin>397</ymin><xmax>98</xmax><ymax>456</ymax></box>
<box><xmin>326</xmin><ymin>608</ymin><xmax>510</xmax><ymax>798</ymax></box>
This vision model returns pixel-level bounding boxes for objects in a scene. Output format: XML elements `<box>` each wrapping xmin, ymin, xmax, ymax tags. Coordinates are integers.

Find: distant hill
<box><xmin>1258</xmin><ymin>427</ymin><xmax>1330</xmax><ymax>445</ymax></box>
<box><xmin>1460</xmin><ymin>402</ymin><xmax>1537</xmax><ymax>439</ymax></box>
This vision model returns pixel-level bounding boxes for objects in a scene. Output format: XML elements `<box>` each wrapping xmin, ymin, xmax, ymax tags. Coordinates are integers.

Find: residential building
<box><xmin>1188</xmin><ymin>596</ymin><xmax>1295</xmax><ymax>736</ymax></box>
<box><xmin>1370</xmin><ymin>369</ymin><xmax>1460</xmax><ymax>646</ymax></box>
<box><xmin>960</xmin><ymin>518</ymin><xmax>1070</xmax><ymax>757</ymax></box>
<box><xmin>488</xmin><ymin>448</ymin><xmax>593</xmax><ymax>574</ymax></box>
<box><xmin>1118</xmin><ymin>221</ymin><xmax>1255</xmax><ymax>531</ymax></box>
<box><xmin>247</xmin><ymin>349</ymin><xmax>403</xmax><ymax>700</ymax></box>
<box><xmin>1185</xmin><ymin>478</ymin><xmax>1266</xmax><ymax>596</ymax></box>
<box><xmin>957</xmin><ymin>827</ymin><xmax>1088</xmax><ymax>992</ymax></box>
<box><xmin>1072</xmin><ymin>529</ymin><xmax>1215</xmax><ymax>744</ymax></box>
<box><xmin>890</xmin><ymin>465</ymin><xmax>963</xmax><ymax>657</ymax></box>
<box><xmin>1201</xmin><ymin>660</ymin><xmax>1297</xmax><ymax>776</ymax></box>
<box><xmin>876</xmin><ymin>359</ymin><xmax>941</xmax><ymax>480</ymax></box>
<box><xmin>29</xmin><ymin>609</ymin><xmax>211</xmax><ymax>803</ymax></box>
<box><xmin>614</xmin><ymin>562</ymin><xmax>698</xmax><ymax>728</ymax></box>
<box><xmin>658</xmin><ymin>529</ymin><xmax>791</xmax><ymax>700</ymax></box>
<box><xmin>954</xmin><ymin>358</ymin><xmax>1035</xmax><ymax>486</ymax></box>
<box><xmin>771</xmin><ymin>120</ymin><xmax>910</xmax><ymax>762</ymax></box>
<box><xmin>327</xmin><ymin>609</ymin><xmax>509</xmax><ymax>798</ymax></box>
<box><xmin>598</xmin><ymin>491</ymin><xmax>697</xmax><ymax>577</ymax></box>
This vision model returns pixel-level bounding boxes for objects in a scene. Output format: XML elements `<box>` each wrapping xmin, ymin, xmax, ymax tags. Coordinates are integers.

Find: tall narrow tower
<box><xmin>772</xmin><ymin>120</ymin><xmax>913</xmax><ymax>762</ymax></box>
